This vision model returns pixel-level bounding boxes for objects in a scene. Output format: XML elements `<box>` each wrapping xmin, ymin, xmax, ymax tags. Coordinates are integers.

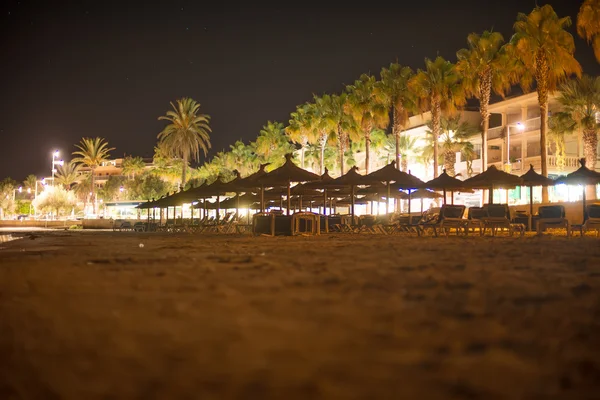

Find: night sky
<box><xmin>1</xmin><ymin>0</ymin><xmax>599</xmax><ymax>181</ymax></box>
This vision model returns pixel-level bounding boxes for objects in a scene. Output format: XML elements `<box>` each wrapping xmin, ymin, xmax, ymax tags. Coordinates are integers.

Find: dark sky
<box><xmin>1</xmin><ymin>0</ymin><xmax>599</xmax><ymax>181</ymax></box>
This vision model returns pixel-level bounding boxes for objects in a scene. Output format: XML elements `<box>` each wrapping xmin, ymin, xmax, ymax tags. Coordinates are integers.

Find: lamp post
<box><xmin>51</xmin><ymin>150</ymin><xmax>64</xmax><ymax>186</ymax></box>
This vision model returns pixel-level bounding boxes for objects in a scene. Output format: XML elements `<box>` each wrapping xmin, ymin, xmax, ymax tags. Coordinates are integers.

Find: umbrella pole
<box><xmin>299</xmin><ymin>195</ymin><xmax>303</xmax><ymax>211</ymax></box>
<box><xmin>351</xmin><ymin>185</ymin><xmax>355</xmax><ymax>226</ymax></box>
<box><xmin>583</xmin><ymin>185</ymin><xmax>587</xmax><ymax>222</ymax></box>
<box><xmin>443</xmin><ymin>189</ymin><xmax>447</xmax><ymax>205</ymax></box>
<box><xmin>287</xmin><ymin>180</ymin><xmax>291</xmax><ymax>216</ymax></box>
<box><xmin>488</xmin><ymin>185</ymin><xmax>494</xmax><ymax>204</ymax></box>
<box><xmin>387</xmin><ymin>181</ymin><xmax>390</xmax><ymax>215</ymax></box>
<box><xmin>191</xmin><ymin>204</ymin><xmax>194</xmax><ymax>226</ymax></box>
<box><xmin>324</xmin><ymin>189</ymin><xmax>328</xmax><ymax>233</ymax></box>
<box><xmin>236</xmin><ymin>192</ymin><xmax>240</xmax><ymax>218</ymax></box>
<box><xmin>261</xmin><ymin>185</ymin><xmax>265</xmax><ymax>213</ymax></box>
<box><xmin>529</xmin><ymin>185</ymin><xmax>533</xmax><ymax>232</ymax></box>
<box><xmin>408</xmin><ymin>190</ymin><xmax>412</xmax><ymax>224</ymax></box>
<box><xmin>451</xmin><ymin>191</ymin><xmax>454</xmax><ymax>205</ymax></box>
<box><xmin>217</xmin><ymin>195</ymin><xmax>220</xmax><ymax>223</ymax></box>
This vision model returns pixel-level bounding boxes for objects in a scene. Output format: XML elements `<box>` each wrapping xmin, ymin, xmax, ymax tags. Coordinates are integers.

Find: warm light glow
<box><xmin>515</xmin><ymin>122</ymin><xmax>524</xmax><ymax>131</ymax></box>
<box><xmin>53</xmin><ymin>150</ymin><xmax>60</xmax><ymax>158</ymax></box>
<box><xmin>18</xmin><ymin>187</ymin><xmax>22</xmax><ymax>192</ymax></box>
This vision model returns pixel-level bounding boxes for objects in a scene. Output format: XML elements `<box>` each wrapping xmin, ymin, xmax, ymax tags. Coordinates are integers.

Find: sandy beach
<box><xmin>1</xmin><ymin>231</ymin><xmax>599</xmax><ymax>399</ymax></box>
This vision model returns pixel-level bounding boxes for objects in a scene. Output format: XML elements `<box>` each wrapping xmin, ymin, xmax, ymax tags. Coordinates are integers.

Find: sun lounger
<box><xmin>418</xmin><ymin>205</ymin><xmax>466</xmax><ymax>237</ymax></box>
<box><xmin>480</xmin><ymin>204</ymin><xmax>524</xmax><ymax>237</ymax></box>
<box><xmin>537</xmin><ymin>205</ymin><xmax>570</xmax><ymax>236</ymax></box>
<box><xmin>464</xmin><ymin>207</ymin><xmax>486</xmax><ymax>236</ymax></box>
<box><xmin>572</xmin><ymin>204</ymin><xmax>600</xmax><ymax>237</ymax></box>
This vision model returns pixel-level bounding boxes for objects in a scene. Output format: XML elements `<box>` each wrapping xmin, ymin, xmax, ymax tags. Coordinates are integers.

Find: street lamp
<box><xmin>51</xmin><ymin>150</ymin><xmax>64</xmax><ymax>186</ymax></box>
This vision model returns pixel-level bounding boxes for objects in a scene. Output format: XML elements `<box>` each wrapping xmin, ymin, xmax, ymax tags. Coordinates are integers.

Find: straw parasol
<box><xmin>520</xmin><ymin>164</ymin><xmax>555</xmax><ymax>230</ymax></box>
<box><xmin>410</xmin><ymin>188</ymin><xmax>444</xmax><ymax>213</ymax></box>
<box><xmin>255</xmin><ymin>154</ymin><xmax>320</xmax><ymax>215</ymax></box>
<box><xmin>463</xmin><ymin>165</ymin><xmax>523</xmax><ymax>204</ymax></box>
<box><xmin>360</xmin><ymin>161</ymin><xmax>424</xmax><ymax>214</ymax></box>
<box><xmin>554</xmin><ymin>158</ymin><xmax>600</xmax><ymax>221</ymax></box>
<box><xmin>328</xmin><ymin>166</ymin><xmax>365</xmax><ymax>222</ymax></box>
<box><xmin>422</xmin><ymin>169</ymin><xmax>469</xmax><ymax>204</ymax></box>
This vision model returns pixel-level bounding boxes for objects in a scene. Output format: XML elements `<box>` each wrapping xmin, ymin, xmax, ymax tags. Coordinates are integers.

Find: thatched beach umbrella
<box><xmin>255</xmin><ymin>154</ymin><xmax>320</xmax><ymax>215</ymax></box>
<box><xmin>360</xmin><ymin>161</ymin><xmax>424</xmax><ymax>214</ymax></box>
<box><xmin>555</xmin><ymin>159</ymin><xmax>600</xmax><ymax>221</ymax></box>
<box><xmin>328</xmin><ymin>166</ymin><xmax>365</xmax><ymax>223</ymax></box>
<box><xmin>422</xmin><ymin>169</ymin><xmax>468</xmax><ymax>205</ymax></box>
<box><xmin>520</xmin><ymin>165</ymin><xmax>555</xmax><ymax>230</ymax></box>
<box><xmin>410</xmin><ymin>189</ymin><xmax>444</xmax><ymax>213</ymax></box>
<box><xmin>463</xmin><ymin>165</ymin><xmax>523</xmax><ymax>204</ymax></box>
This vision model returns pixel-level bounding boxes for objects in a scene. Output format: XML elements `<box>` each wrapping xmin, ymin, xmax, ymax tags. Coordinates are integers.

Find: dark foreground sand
<box><xmin>1</xmin><ymin>231</ymin><xmax>600</xmax><ymax>399</ymax></box>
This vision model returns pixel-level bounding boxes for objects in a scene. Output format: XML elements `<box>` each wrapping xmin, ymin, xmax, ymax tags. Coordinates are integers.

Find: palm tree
<box><xmin>321</xmin><ymin>93</ymin><xmax>358</xmax><ymax>176</ymax></box>
<box><xmin>157</xmin><ymin>97</ymin><xmax>212</xmax><ymax>188</ymax></box>
<box><xmin>510</xmin><ymin>4</ymin><xmax>582</xmax><ymax>201</ymax></box>
<box><xmin>285</xmin><ymin>103</ymin><xmax>317</xmax><ymax>169</ymax></box>
<box><xmin>72</xmin><ymin>137</ymin><xmax>114</xmax><ymax>213</ymax></box>
<box><xmin>23</xmin><ymin>174</ymin><xmax>38</xmax><ymax>194</ymax></box>
<box><xmin>427</xmin><ymin>116</ymin><xmax>479</xmax><ymax>177</ymax></box>
<box><xmin>345</xmin><ymin>74</ymin><xmax>389</xmax><ymax>174</ymax></box>
<box><xmin>578</xmin><ymin>0</ymin><xmax>600</xmax><ymax>63</ymax></box>
<box><xmin>549</xmin><ymin>112</ymin><xmax>577</xmax><ymax>173</ymax></box>
<box><xmin>253</xmin><ymin>121</ymin><xmax>295</xmax><ymax>170</ymax></box>
<box><xmin>121</xmin><ymin>156</ymin><xmax>146</xmax><ymax>180</ymax></box>
<box><xmin>398</xmin><ymin>135</ymin><xmax>418</xmax><ymax>173</ymax></box>
<box><xmin>456</xmin><ymin>30</ymin><xmax>513</xmax><ymax>172</ymax></box>
<box><xmin>54</xmin><ymin>161</ymin><xmax>82</xmax><ymax>189</ymax></box>
<box><xmin>379</xmin><ymin>63</ymin><xmax>415</xmax><ymax>170</ymax></box>
<box><xmin>553</xmin><ymin>75</ymin><xmax>600</xmax><ymax>171</ymax></box>
<box><xmin>227</xmin><ymin>140</ymin><xmax>258</xmax><ymax>176</ymax></box>
<box><xmin>409</xmin><ymin>57</ymin><xmax>465</xmax><ymax>178</ymax></box>
<box><xmin>312</xmin><ymin>96</ymin><xmax>339</xmax><ymax>175</ymax></box>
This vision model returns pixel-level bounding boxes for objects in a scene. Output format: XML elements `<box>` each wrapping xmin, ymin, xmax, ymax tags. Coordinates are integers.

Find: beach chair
<box><xmin>573</xmin><ymin>204</ymin><xmax>600</xmax><ymax>237</ymax></box>
<box><xmin>418</xmin><ymin>205</ymin><xmax>465</xmax><ymax>237</ymax></box>
<box><xmin>481</xmin><ymin>204</ymin><xmax>524</xmax><ymax>237</ymax></box>
<box><xmin>536</xmin><ymin>205</ymin><xmax>570</xmax><ymax>236</ymax></box>
<box><xmin>464</xmin><ymin>207</ymin><xmax>486</xmax><ymax>236</ymax></box>
<box><xmin>112</xmin><ymin>219</ymin><xmax>133</xmax><ymax>232</ymax></box>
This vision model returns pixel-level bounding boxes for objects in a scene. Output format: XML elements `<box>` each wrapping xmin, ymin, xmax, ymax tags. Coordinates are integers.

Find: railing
<box><xmin>548</xmin><ymin>155</ymin><xmax>580</xmax><ymax>168</ymax></box>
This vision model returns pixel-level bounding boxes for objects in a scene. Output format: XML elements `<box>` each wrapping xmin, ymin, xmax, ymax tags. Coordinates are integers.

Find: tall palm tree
<box><xmin>510</xmin><ymin>4</ymin><xmax>582</xmax><ymax>201</ymax></box>
<box><xmin>285</xmin><ymin>103</ymin><xmax>318</xmax><ymax>169</ymax></box>
<box><xmin>121</xmin><ymin>156</ymin><xmax>146</xmax><ymax>180</ymax></box>
<box><xmin>54</xmin><ymin>161</ymin><xmax>82</xmax><ymax>189</ymax></box>
<box><xmin>379</xmin><ymin>63</ymin><xmax>415</xmax><ymax>170</ymax></box>
<box><xmin>409</xmin><ymin>57</ymin><xmax>465</xmax><ymax>178</ymax></box>
<box><xmin>322</xmin><ymin>93</ymin><xmax>359</xmax><ymax>176</ymax></box>
<box><xmin>457</xmin><ymin>30</ymin><xmax>513</xmax><ymax>172</ymax></box>
<box><xmin>427</xmin><ymin>116</ymin><xmax>479</xmax><ymax>177</ymax></box>
<box><xmin>312</xmin><ymin>96</ymin><xmax>339</xmax><ymax>175</ymax></box>
<box><xmin>578</xmin><ymin>0</ymin><xmax>600</xmax><ymax>62</ymax></box>
<box><xmin>157</xmin><ymin>97</ymin><xmax>212</xmax><ymax>188</ymax></box>
<box><xmin>345</xmin><ymin>74</ymin><xmax>389</xmax><ymax>174</ymax></box>
<box><xmin>553</xmin><ymin>75</ymin><xmax>600</xmax><ymax>171</ymax></box>
<box><xmin>72</xmin><ymin>137</ymin><xmax>114</xmax><ymax>213</ymax></box>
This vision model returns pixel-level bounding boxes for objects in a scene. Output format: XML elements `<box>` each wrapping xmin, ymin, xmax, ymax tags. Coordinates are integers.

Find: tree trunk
<box><xmin>337</xmin><ymin>124</ymin><xmax>346</xmax><ymax>176</ymax></box>
<box><xmin>91</xmin><ymin>166</ymin><xmax>96</xmax><ymax>214</ymax></box>
<box><xmin>444</xmin><ymin>151</ymin><xmax>456</xmax><ymax>177</ymax></box>
<box><xmin>479</xmin><ymin>70</ymin><xmax>492</xmax><ymax>173</ymax></box>
<box><xmin>432</xmin><ymin>100</ymin><xmax>441</xmax><ymax>178</ymax></box>
<box><xmin>364</xmin><ymin>122</ymin><xmax>373</xmax><ymax>174</ymax></box>
<box><xmin>536</xmin><ymin>53</ymin><xmax>549</xmax><ymax>203</ymax></box>
<box><xmin>319</xmin><ymin>131</ymin><xmax>327</xmax><ymax>175</ymax></box>
<box><xmin>583</xmin><ymin>128</ymin><xmax>598</xmax><ymax>171</ymax></box>
<box><xmin>401</xmin><ymin>157</ymin><xmax>408</xmax><ymax>173</ymax></box>
<box><xmin>181</xmin><ymin>154</ymin><xmax>188</xmax><ymax>190</ymax></box>
<box><xmin>393</xmin><ymin>106</ymin><xmax>402</xmax><ymax>170</ymax></box>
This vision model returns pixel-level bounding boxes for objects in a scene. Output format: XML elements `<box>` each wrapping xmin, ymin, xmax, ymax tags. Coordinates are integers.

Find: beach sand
<box><xmin>1</xmin><ymin>231</ymin><xmax>599</xmax><ymax>399</ymax></box>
